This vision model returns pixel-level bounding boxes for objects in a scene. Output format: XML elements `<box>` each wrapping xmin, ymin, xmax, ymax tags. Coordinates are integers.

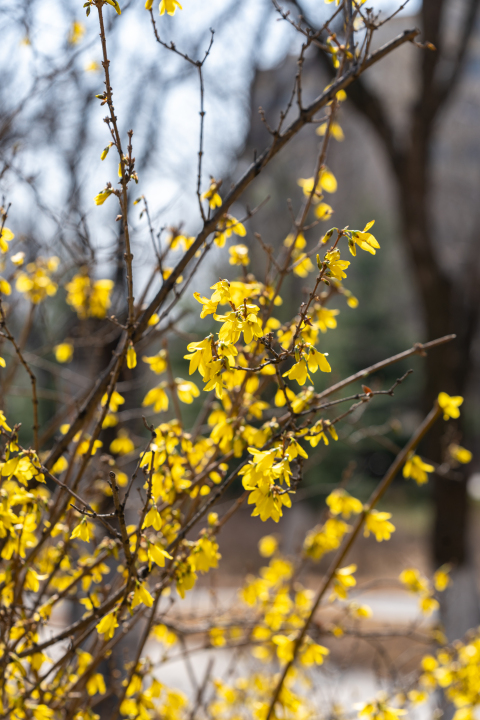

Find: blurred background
<box><xmin>1</xmin><ymin>0</ymin><xmax>480</xmax><ymax>705</ymax></box>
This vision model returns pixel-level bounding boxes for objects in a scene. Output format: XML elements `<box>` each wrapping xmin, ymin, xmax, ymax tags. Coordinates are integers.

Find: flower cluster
<box><xmin>0</xmin><ymin>3</ymin><xmax>472</xmax><ymax>720</ymax></box>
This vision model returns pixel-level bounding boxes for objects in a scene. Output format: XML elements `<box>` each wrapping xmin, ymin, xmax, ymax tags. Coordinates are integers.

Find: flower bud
<box><xmin>322</xmin><ymin>228</ymin><xmax>334</xmax><ymax>244</ymax></box>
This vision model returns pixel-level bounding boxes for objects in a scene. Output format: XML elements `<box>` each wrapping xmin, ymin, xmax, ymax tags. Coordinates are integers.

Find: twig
<box><xmin>0</xmin><ymin>301</ymin><xmax>39</xmax><ymax>450</ymax></box>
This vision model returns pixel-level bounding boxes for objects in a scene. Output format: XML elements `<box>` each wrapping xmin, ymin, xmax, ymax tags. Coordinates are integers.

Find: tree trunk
<box><xmin>397</xmin><ymin>134</ymin><xmax>480</xmax><ymax>641</ymax></box>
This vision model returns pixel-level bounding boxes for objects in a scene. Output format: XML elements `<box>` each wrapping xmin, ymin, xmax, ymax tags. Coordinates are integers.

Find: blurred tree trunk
<box><xmin>396</xmin><ymin>126</ymin><xmax>473</xmax><ymax>597</ymax></box>
<box><xmin>304</xmin><ymin>0</ymin><xmax>480</xmax><ymax>637</ymax></box>
<box><xmin>385</xmin><ymin>1</ymin><xmax>480</xmax><ymax>602</ymax></box>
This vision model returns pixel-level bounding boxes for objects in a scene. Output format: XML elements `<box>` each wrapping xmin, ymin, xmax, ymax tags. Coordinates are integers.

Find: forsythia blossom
<box><xmin>159</xmin><ymin>0</ymin><xmax>182</xmax><ymax>15</ymax></box>
<box><xmin>403</xmin><ymin>454</ymin><xmax>434</xmax><ymax>485</ymax></box>
<box><xmin>437</xmin><ymin>392</ymin><xmax>463</xmax><ymax>420</ymax></box>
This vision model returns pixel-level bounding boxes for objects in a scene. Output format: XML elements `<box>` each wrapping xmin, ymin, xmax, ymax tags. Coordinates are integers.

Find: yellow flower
<box><xmin>27</xmin><ymin>705</ymin><xmax>55</xmax><ymax>720</ymax></box>
<box><xmin>90</xmin><ymin>279</ymin><xmax>114</xmax><ymax>317</ymax></box>
<box><xmin>364</xmin><ymin>510</ymin><xmax>395</xmax><ymax>542</ymax></box>
<box><xmin>300</xmin><ymin>639</ymin><xmax>329</xmax><ymax>666</ymax></box>
<box><xmin>0</xmin><ymin>277</ymin><xmax>11</xmax><ymax>295</ymax></box>
<box><xmin>200</xmin><ymin>373</ymin><xmax>225</xmax><ymax>400</ymax></box>
<box><xmin>229</xmin><ymin>244</ymin><xmax>250</xmax><ymax>266</ymax></box>
<box><xmin>85</xmin><ymin>60</ymin><xmax>101</xmax><ymax>72</ymax></box>
<box><xmin>131</xmin><ymin>581</ymin><xmax>154</xmax><ymax>609</ymax></box>
<box><xmin>16</xmin><ymin>257</ymin><xmax>59</xmax><ymax>303</ymax></box>
<box><xmin>51</xmin><ymin>456</ymin><xmax>68</xmax><ymax>474</ymax></box>
<box><xmin>96</xmin><ymin>611</ymin><xmax>119</xmax><ymax>640</ymax></box>
<box><xmin>68</xmin><ymin>20</ymin><xmax>85</xmax><ymax>45</ymax></box>
<box><xmin>143</xmin><ymin>350</ymin><xmax>167</xmax><ymax>374</ymax></box>
<box><xmin>274</xmin><ymin>386</ymin><xmax>296</xmax><ymax>407</ymax></box>
<box><xmin>315</xmin><ymin>306</ymin><xmax>339</xmax><ymax>332</ymax></box>
<box><xmin>399</xmin><ymin>568</ymin><xmax>429</xmax><ymax>594</ymax></box>
<box><xmin>0</xmin><ymin>410</ymin><xmax>12</xmax><ymax>431</ymax></box>
<box><xmin>209</xmin><ymin>627</ymin><xmax>226</xmax><ymax>647</ymax></box>
<box><xmin>184</xmin><ymin>337</ymin><xmax>213</xmax><ymax>376</ymax></box>
<box><xmin>11</xmin><ymin>251</ymin><xmax>25</xmax><ymax>265</ymax></box>
<box><xmin>350</xmin><ymin>603</ymin><xmax>372</xmax><ymax>619</ymax></box>
<box><xmin>126</xmin><ymin>343</ymin><xmax>137</xmax><ymax>369</ymax></box>
<box><xmin>214</xmin><ymin>214</ymin><xmax>246</xmax><ymax>246</ymax></box>
<box><xmin>143</xmin><ymin>385</ymin><xmax>169</xmax><ymax>412</ymax></box>
<box><xmin>201</xmin><ymin>179</ymin><xmax>222</xmax><ymax>208</ymax></box>
<box><xmin>303</xmin><ymin>518</ymin><xmax>351</xmax><ymax>560</ymax></box>
<box><xmin>324</xmin><ymin>249</ymin><xmax>350</xmax><ymax>280</ymax></box>
<box><xmin>54</xmin><ymin>343</ymin><xmax>73</xmax><ymax>363</ymax></box>
<box><xmin>25</xmin><ymin>568</ymin><xmax>41</xmax><ymax>592</ymax></box>
<box><xmin>104</xmin><ymin>0</ymin><xmax>121</xmax><ymax>14</ymax></box>
<box><xmin>403</xmin><ymin>454</ymin><xmax>434</xmax><ymax>485</ymax></box>
<box><xmin>293</xmin><ymin>253</ymin><xmax>314</xmax><ymax>278</ymax></box>
<box><xmin>162</xmin><ymin>266</ymin><xmax>183</xmax><ymax>284</ymax></box>
<box><xmin>283</xmin><ymin>359</ymin><xmax>310</xmax><ymax>386</ymax></box>
<box><xmin>76</xmin><ymin>437</ymin><xmax>103</xmax><ymax>457</ymax></box>
<box><xmin>272</xmin><ymin>634</ymin><xmax>295</xmax><ymax>662</ymax></box>
<box><xmin>434</xmin><ymin>564</ymin><xmax>451</xmax><ymax>591</ymax></box>
<box><xmin>147</xmin><ymin>542</ymin><xmax>172</xmax><ymax>570</ymax></box>
<box><xmin>346</xmin><ymin>292</ymin><xmax>359</xmax><ymax>308</ymax></box>
<box><xmin>407</xmin><ymin>690</ymin><xmax>428</xmax><ymax>706</ymax></box>
<box><xmin>283</xmin><ymin>348</ymin><xmax>330</xmax><ymax>387</ymax></box>
<box><xmin>241</xmin><ymin>305</ymin><xmax>263</xmax><ymax>344</ymax></box>
<box><xmin>258</xmin><ymin>535</ymin><xmax>278</xmax><ymax>557</ymax></box>
<box><xmin>284</xmin><ymin>232</ymin><xmax>307</xmax><ymax>250</ymax></box>
<box><xmin>159</xmin><ymin>0</ymin><xmax>182</xmax><ymax>14</ymax></box>
<box><xmin>350</xmin><ymin>221</ymin><xmax>380</xmax><ymax>256</ymax></box>
<box><xmin>110</xmin><ymin>430</ymin><xmax>135</xmax><ymax>455</ymax></box>
<box><xmin>86</xmin><ymin>673</ymin><xmax>106</xmax><ymax>696</ymax></box>
<box><xmin>94</xmin><ymin>188</ymin><xmax>113</xmax><ymax>205</ymax></box>
<box><xmin>297</xmin><ymin>177</ymin><xmax>318</xmax><ymax>197</ymax></box>
<box><xmin>357</xmin><ymin>698</ymin><xmax>406</xmax><ymax>720</ymax></box>
<box><xmin>298</xmin><ymin>168</ymin><xmax>337</xmax><ymax>196</ymax></box>
<box><xmin>193</xmin><ymin>292</ymin><xmax>218</xmax><ymax>318</ymax></box>
<box><xmin>244</xmin><ymin>473</ymin><xmax>292</xmax><ymax>522</ymax></box>
<box><xmin>315</xmin><ymin>202</ymin><xmax>334</xmax><ymax>221</ymax></box>
<box><xmin>316</xmin><ymin>121</ymin><xmax>344</xmax><ymax>141</ymax></box>
<box><xmin>152</xmin><ymin>623</ymin><xmax>177</xmax><ymax>645</ymax></box>
<box><xmin>448</xmin><ymin>444</ymin><xmax>472</xmax><ymax>464</ymax></box>
<box><xmin>319</xmin><ymin>167</ymin><xmax>337</xmax><ymax>193</ymax></box>
<box><xmin>176</xmin><ymin>560</ymin><xmax>197</xmax><ymax>598</ymax></box>
<box><xmin>210</xmin><ymin>279</ymin><xmax>232</xmax><ymax>304</ymax></box>
<box><xmin>175</xmin><ymin>379</ymin><xmax>200</xmax><ymax>403</ymax></box>
<box><xmin>305</xmin><ymin>419</ymin><xmax>338</xmax><ymax>447</ymax></box>
<box><xmin>71</xmin><ymin>518</ymin><xmax>93</xmax><ymax>543</ymax></box>
<box><xmin>437</xmin><ymin>392</ymin><xmax>463</xmax><ymax>420</ymax></box>
<box><xmin>306</xmin><ymin>347</ymin><xmax>331</xmax><ymax>373</ymax></box>
<box><xmin>419</xmin><ymin>595</ymin><xmax>439</xmax><ymax>616</ymax></box>
<box><xmin>143</xmin><ymin>502</ymin><xmax>163</xmax><ymax>530</ymax></box>
<box><xmin>192</xmin><ymin>536</ymin><xmax>221</xmax><ymax>572</ymax></box>
<box><xmin>169</xmin><ymin>233</ymin><xmax>195</xmax><ymax>251</ymax></box>
<box><xmin>65</xmin><ymin>273</ymin><xmax>114</xmax><ymax>319</ymax></box>
<box><xmin>101</xmin><ymin>390</ymin><xmax>125</xmax><ymax>412</ymax></box>
<box><xmin>326</xmin><ymin>489</ymin><xmax>363</xmax><ymax>518</ymax></box>
<box><xmin>0</xmin><ymin>227</ymin><xmax>14</xmax><ymax>253</ymax></box>
<box><xmin>332</xmin><ymin>564</ymin><xmax>357</xmax><ymax>600</ymax></box>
